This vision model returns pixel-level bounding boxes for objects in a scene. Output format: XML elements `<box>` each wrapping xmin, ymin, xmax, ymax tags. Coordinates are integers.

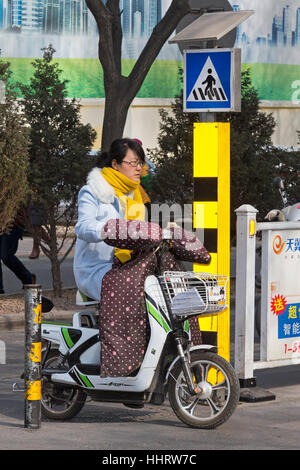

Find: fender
<box><xmin>164</xmin><ymin>344</ymin><xmax>217</xmax><ymax>383</ymax></box>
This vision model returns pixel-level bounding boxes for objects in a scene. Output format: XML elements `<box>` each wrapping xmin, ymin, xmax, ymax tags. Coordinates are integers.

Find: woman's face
<box><xmin>112</xmin><ymin>148</ymin><xmax>143</xmax><ymax>183</ymax></box>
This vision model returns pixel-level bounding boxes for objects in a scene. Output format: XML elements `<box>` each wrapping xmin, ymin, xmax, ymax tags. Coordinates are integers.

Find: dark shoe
<box><xmin>0</xmin><ymin>289</ymin><xmax>5</xmax><ymax>295</ymax></box>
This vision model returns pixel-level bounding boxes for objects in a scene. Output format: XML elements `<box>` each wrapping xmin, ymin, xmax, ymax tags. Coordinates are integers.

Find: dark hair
<box><xmin>97</xmin><ymin>138</ymin><xmax>145</xmax><ymax>168</ymax></box>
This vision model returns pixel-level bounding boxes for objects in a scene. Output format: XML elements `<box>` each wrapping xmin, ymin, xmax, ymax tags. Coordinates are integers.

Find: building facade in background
<box><xmin>0</xmin><ymin>0</ymin><xmax>162</xmax><ymax>36</ymax></box>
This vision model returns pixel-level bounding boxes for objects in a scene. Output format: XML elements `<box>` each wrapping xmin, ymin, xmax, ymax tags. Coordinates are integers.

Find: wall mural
<box><xmin>0</xmin><ymin>0</ymin><xmax>299</xmax><ymax>101</ymax></box>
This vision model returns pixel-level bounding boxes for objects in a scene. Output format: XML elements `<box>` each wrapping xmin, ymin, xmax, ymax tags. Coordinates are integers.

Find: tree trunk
<box><xmin>48</xmin><ymin>210</ymin><xmax>62</xmax><ymax>297</ymax></box>
<box><xmin>101</xmin><ymin>83</ymin><xmax>132</xmax><ymax>151</ymax></box>
<box><xmin>51</xmin><ymin>258</ymin><xmax>62</xmax><ymax>298</ymax></box>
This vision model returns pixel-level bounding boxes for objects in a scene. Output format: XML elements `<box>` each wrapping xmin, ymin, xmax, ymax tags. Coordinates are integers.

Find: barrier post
<box><xmin>24</xmin><ymin>284</ymin><xmax>42</xmax><ymax>429</ymax></box>
<box><xmin>234</xmin><ymin>205</ymin><xmax>257</xmax><ymax>386</ymax></box>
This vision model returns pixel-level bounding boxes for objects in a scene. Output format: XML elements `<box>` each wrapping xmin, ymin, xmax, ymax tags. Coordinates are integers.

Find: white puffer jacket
<box><xmin>73</xmin><ymin>167</ymin><xmax>124</xmax><ymax>301</ymax></box>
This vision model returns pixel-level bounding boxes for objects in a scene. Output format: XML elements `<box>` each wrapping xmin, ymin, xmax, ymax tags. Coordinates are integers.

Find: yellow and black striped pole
<box><xmin>24</xmin><ymin>284</ymin><xmax>42</xmax><ymax>429</ymax></box>
<box><xmin>193</xmin><ymin>122</ymin><xmax>230</xmax><ymax>361</ymax></box>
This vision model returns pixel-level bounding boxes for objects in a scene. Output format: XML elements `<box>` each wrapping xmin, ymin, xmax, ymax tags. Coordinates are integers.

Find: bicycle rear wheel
<box><xmin>42</xmin><ymin>349</ymin><xmax>87</xmax><ymax>420</ymax></box>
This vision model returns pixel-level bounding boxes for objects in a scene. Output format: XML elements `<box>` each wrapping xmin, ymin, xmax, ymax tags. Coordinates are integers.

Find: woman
<box><xmin>73</xmin><ymin>137</ymin><xmax>147</xmax><ymax>302</ymax></box>
<box><xmin>74</xmin><ymin>138</ymin><xmax>211</xmax><ymax>377</ymax></box>
<box><xmin>75</xmin><ymin>138</ymin><xmax>165</xmax><ymax>377</ymax></box>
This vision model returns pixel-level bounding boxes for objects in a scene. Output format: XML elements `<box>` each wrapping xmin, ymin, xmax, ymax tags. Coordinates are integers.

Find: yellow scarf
<box><xmin>139</xmin><ymin>163</ymin><xmax>151</xmax><ymax>205</ymax></box>
<box><xmin>101</xmin><ymin>167</ymin><xmax>145</xmax><ymax>263</ymax></box>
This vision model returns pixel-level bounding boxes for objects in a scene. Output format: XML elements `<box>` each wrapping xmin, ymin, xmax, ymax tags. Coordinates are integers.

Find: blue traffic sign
<box><xmin>184</xmin><ymin>49</ymin><xmax>241</xmax><ymax>112</ymax></box>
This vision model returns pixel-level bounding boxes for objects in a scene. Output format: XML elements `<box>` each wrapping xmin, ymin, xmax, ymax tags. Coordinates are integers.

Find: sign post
<box><xmin>185</xmin><ymin>48</ymin><xmax>240</xmax><ymax>359</ymax></box>
<box><xmin>193</xmin><ymin>121</ymin><xmax>230</xmax><ymax>359</ymax></box>
<box><xmin>169</xmin><ymin>9</ymin><xmax>253</xmax><ymax>360</ymax></box>
<box><xmin>24</xmin><ymin>285</ymin><xmax>42</xmax><ymax>429</ymax></box>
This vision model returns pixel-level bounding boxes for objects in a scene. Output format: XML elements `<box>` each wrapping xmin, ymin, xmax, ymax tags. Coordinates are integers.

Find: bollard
<box><xmin>234</xmin><ymin>205</ymin><xmax>257</xmax><ymax>386</ymax></box>
<box><xmin>24</xmin><ymin>284</ymin><xmax>42</xmax><ymax>429</ymax></box>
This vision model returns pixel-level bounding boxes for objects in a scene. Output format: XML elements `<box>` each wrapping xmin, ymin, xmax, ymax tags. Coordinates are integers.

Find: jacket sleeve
<box><xmin>101</xmin><ymin>220</ymin><xmax>211</xmax><ymax>264</ymax></box>
<box><xmin>75</xmin><ymin>187</ymin><xmax>118</xmax><ymax>244</ymax></box>
<box><xmin>101</xmin><ymin>219</ymin><xmax>162</xmax><ymax>249</ymax></box>
<box><xmin>169</xmin><ymin>226</ymin><xmax>211</xmax><ymax>264</ymax></box>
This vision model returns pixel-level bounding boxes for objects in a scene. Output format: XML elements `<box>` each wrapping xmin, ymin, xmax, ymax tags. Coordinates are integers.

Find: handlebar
<box><xmin>102</xmin><ymin>219</ymin><xmax>211</xmax><ymax>270</ymax></box>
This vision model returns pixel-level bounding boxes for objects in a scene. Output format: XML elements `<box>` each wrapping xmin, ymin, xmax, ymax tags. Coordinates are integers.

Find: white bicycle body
<box><xmin>41</xmin><ymin>262</ymin><xmax>239</xmax><ymax>429</ymax></box>
<box><xmin>43</xmin><ymin>275</ymin><xmax>212</xmax><ymax>393</ymax></box>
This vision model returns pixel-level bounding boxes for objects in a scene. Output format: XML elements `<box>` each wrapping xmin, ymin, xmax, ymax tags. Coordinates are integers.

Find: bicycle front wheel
<box><xmin>168</xmin><ymin>350</ymin><xmax>240</xmax><ymax>429</ymax></box>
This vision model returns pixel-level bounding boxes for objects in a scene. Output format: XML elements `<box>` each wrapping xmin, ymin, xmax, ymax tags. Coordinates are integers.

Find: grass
<box><xmin>242</xmin><ymin>63</ymin><xmax>300</xmax><ymax>101</ymax></box>
<box><xmin>6</xmin><ymin>58</ymin><xmax>300</xmax><ymax>101</ymax></box>
<box><xmin>7</xmin><ymin>57</ymin><xmax>182</xmax><ymax>98</ymax></box>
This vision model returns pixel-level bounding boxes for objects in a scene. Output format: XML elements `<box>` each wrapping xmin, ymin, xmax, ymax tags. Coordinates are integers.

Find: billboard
<box><xmin>0</xmin><ymin>0</ymin><xmax>300</xmax><ymax>101</ymax></box>
<box><xmin>233</xmin><ymin>0</ymin><xmax>300</xmax><ymax>102</ymax></box>
<box><xmin>261</xmin><ymin>229</ymin><xmax>300</xmax><ymax>362</ymax></box>
<box><xmin>0</xmin><ymin>0</ymin><xmax>182</xmax><ymax>98</ymax></box>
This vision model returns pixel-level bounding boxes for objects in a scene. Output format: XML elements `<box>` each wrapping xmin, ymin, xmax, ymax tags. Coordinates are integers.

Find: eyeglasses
<box><xmin>122</xmin><ymin>160</ymin><xmax>144</xmax><ymax>168</ymax></box>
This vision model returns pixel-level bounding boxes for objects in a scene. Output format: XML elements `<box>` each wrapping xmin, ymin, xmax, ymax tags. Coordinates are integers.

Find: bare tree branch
<box><xmin>59</xmin><ymin>237</ymin><xmax>76</xmax><ymax>265</ymax></box>
<box><xmin>127</xmin><ymin>0</ymin><xmax>190</xmax><ymax>98</ymax></box>
<box><xmin>86</xmin><ymin>0</ymin><xmax>122</xmax><ymax>87</ymax></box>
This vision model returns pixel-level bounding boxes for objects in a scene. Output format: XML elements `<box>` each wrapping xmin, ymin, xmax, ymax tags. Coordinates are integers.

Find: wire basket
<box><xmin>159</xmin><ymin>271</ymin><xmax>228</xmax><ymax>317</ymax></box>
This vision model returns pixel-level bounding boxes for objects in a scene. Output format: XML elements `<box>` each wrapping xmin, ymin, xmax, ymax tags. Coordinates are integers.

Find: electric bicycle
<box><xmin>41</xmin><ymin>241</ymin><xmax>240</xmax><ymax>429</ymax></box>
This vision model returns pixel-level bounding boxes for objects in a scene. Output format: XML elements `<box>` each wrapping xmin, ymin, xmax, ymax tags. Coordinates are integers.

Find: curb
<box><xmin>0</xmin><ymin>285</ymin><xmax>77</xmax><ymax>299</ymax></box>
<box><xmin>0</xmin><ymin>310</ymin><xmax>77</xmax><ymax>331</ymax></box>
<box><xmin>0</xmin><ymin>287</ymin><xmax>78</xmax><ymax>331</ymax></box>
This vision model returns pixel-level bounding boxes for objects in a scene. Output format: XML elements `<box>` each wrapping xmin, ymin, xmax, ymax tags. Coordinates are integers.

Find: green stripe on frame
<box><xmin>43</xmin><ymin>320</ymin><xmax>72</xmax><ymax>326</ymax></box>
<box><xmin>62</xmin><ymin>328</ymin><xmax>74</xmax><ymax>349</ymax></box>
<box><xmin>146</xmin><ymin>301</ymin><xmax>170</xmax><ymax>333</ymax></box>
<box><xmin>77</xmin><ymin>371</ymin><xmax>94</xmax><ymax>388</ymax></box>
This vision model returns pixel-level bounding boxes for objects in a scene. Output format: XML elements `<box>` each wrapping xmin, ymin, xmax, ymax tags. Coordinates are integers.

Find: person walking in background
<box><xmin>28</xmin><ymin>203</ymin><xmax>49</xmax><ymax>259</ymax></box>
<box><xmin>0</xmin><ymin>208</ymin><xmax>36</xmax><ymax>294</ymax></box>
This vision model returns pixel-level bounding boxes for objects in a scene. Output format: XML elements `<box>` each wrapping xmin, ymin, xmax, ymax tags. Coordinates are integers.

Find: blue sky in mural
<box><xmin>230</xmin><ymin>0</ymin><xmax>300</xmax><ymax>65</ymax></box>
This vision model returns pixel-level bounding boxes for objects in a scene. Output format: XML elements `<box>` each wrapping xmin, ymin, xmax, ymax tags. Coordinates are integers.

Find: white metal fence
<box><xmin>234</xmin><ymin>204</ymin><xmax>300</xmax><ymax>385</ymax></box>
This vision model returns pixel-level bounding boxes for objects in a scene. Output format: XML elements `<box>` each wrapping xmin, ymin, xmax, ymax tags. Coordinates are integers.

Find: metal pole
<box><xmin>24</xmin><ymin>284</ymin><xmax>42</xmax><ymax>429</ymax></box>
<box><xmin>199</xmin><ymin>112</ymin><xmax>216</xmax><ymax>123</ymax></box>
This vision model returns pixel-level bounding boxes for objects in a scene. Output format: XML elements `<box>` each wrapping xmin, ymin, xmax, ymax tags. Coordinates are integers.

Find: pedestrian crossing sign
<box><xmin>184</xmin><ymin>49</ymin><xmax>241</xmax><ymax>112</ymax></box>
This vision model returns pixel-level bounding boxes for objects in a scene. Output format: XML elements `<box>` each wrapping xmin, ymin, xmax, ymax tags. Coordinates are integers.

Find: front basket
<box><xmin>159</xmin><ymin>271</ymin><xmax>228</xmax><ymax>317</ymax></box>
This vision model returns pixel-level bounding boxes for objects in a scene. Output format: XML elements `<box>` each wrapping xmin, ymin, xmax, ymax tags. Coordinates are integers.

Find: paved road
<box><xmin>1</xmin><ymin>238</ymin><xmax>300</xmax><ymax>451</ymax></box>
<box><xmin>1</xmin><ymin>236</ymin><xmax>75</xmax><ymax>295</ymax></box>
<box><xmin>1</xmin><ymin>257</ymin><xmax>75</xmax><ymax>295</ymax></box>
<box><xmin>1</xmin><ymin>329</ymin><xmax>300</xmax><ymax>451</ymax></box>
